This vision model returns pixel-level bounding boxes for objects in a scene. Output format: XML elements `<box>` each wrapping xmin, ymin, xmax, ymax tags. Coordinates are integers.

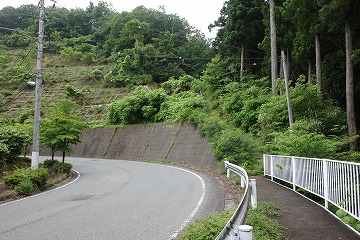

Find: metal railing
<box><xmin>216</xmin><ymin>161</ymin><xmax>255</xmax><ymax>240</ymax></box>
<box><xmin>264</xmin><ymin>154</ymin><xmax>360</xmax><ymax>221</ymax></box>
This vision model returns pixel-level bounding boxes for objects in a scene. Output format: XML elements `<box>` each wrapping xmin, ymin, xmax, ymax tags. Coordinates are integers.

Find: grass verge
<box><xmin>178</xmin><ymin>202</ymin><xmax>288</xmax><ymax>240</ymax></box>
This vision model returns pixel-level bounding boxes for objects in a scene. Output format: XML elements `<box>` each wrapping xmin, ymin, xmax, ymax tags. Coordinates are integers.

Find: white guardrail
<box><xmin>264</xmin><ymin>154</ymin><xmax>360</xmax><ymax>222</ymax></box>
<box><xmin>216</xmin><ymin>161</ymin><xmax>257</xmax><ymax>240</ymax></box>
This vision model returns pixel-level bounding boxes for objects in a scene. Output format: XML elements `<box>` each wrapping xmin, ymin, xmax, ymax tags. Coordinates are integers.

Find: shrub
<box><xmin>161</xmin><ymin>75</ymin><xmax>194</xmax><ymax>94</ymax></box>
<box><xmin>267</xmin><ymin>120</ymin><xmax>340</xmax><ymax>159</ymax></box>
<box><xmin>43</xmin><ymin>159</ymin><xmax>59</xmax><ymax>167</ymax></box>
<box><xmin>257</xmin><ymin>77</ymin><xmax>346</xmax><ymax>136</ymax></box>
<box><xmin>107</xmin><ymin>87</ymin><xmax>167</xmax><ymax>125</ymax></box>
<box><xmin>63</xmin><ymin>85</ymin><xmax>85</xmax><ymax>101</ymax></box>
<box><xmin>197</xmin><ymin>114</ymin><xmax>228</xmax><ymax>141</ymax></box>
<box><xmin>213</xmin><ymin>128</ymin><xmax>256</xmax><ymax>166</ymax></box>
<box><xmin>155</xmin><ymin>91</ymin><xmax>205</xmax><ymax>122</ymax></box>
<box><xmin>3</xmin><ymin>167</ymin><xmax>48</xmax><ymax>189</ymax></box>
<box><xmin>0</xmin><ymin>126</ymin><xmax>31</xmax><ymax>164</ymax></box>
<box><xmin>30</xmin><ymin>168</ymin><xmax>49</xmax><ymax>188</ymax></box>
<box><xmin>16</xmin><ymin>180</ymin><xmax>35</xmax><ymax>196</ymax></box>
<box><xmin>53</xmin><ymin>162</ymin><xmax>73</xmax><ymax>174</ymax></box>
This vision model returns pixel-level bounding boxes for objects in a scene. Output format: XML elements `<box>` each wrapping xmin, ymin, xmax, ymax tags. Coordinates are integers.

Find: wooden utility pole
<box><xmin>281</xmin><ymin>50</ymin><xmax>293</xmax><ymax>128</ymax></box>
<box><xmin>269</xmin><ymin>0</ymin><xmax>277</xmax><ymax>94</ymax></box>
<box><xmin>31</xmin><ymin>0</ymin><xmax>45</xmax><ymax>169</ymax></box>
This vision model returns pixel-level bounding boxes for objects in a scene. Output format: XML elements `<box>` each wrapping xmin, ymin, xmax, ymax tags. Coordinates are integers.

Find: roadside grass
<box><xmin>178</xmin><ymin>202</ymin><xmax>288</xmax><ymax>240</ymax></box>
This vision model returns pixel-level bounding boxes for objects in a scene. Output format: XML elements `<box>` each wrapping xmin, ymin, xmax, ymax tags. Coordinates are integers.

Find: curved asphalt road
<box><xmin>0</xmin><ymin>157</ymin><xmax>224</xmax><ymax>240</ymax></box>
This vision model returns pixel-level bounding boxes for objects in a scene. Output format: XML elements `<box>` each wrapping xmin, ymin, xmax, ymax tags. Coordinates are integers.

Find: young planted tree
<box><xmin>41</xmin><ymin>100</ymin><xmax>87</xmax><ymax>163</ymax></box>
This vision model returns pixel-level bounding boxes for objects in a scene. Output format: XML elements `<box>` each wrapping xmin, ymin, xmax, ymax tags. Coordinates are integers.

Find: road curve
<box><xmin>0</xmin><ymin>157</ymin><xmax>224</xmax><ymax>240</ymax></box>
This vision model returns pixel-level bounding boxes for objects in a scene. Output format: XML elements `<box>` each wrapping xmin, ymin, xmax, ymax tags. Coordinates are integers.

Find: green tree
<box><xmin>318</xmin><ymin>0</ymin><xmax>359</xmax><ymax>149</ymax></box>
<box><xmin>211</xmin><ymin>0</ymin><xmax>265</xmax><ymax>79</ymax></box>
<box><xmin>0</xmin><ymin>126</ymin><xmax>31</xmax><ymax>166</ymax></box>
<box><xmin>41</xmin><ymin>100</ymin><xmax>86</xmax><ymax>162</ymax></box>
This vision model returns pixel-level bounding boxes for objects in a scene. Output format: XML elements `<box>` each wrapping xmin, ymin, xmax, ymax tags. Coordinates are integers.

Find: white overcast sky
<box><xmin>0</xmin><ymin>0</ymin><xmax>224</xmax><ymax>38</ymax></box>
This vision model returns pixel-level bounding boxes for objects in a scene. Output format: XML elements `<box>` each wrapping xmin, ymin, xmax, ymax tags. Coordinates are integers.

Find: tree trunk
<box><xmin>269</xmin><ymin>0</ymin><xmax>278</xmax><ymax>94</ymax></box>
<box><xmin>345</xmin><ymin>22</ymin><xmax>357</xmax><ymax>150</ymax></box>
<box><xmin>308</xmin><ymin>62</ymin><xmax>312</xmax><ymax>83</ymax></box>
<box><xmin>315</xmin><ymin>34</ymin><xmax>323</xmax><ymax>103</ymax></box>
<box><xmin>51</xmin><ymin>151</ymin><xmax>54</xmax><ymax>160</ymax></box>
<box><xmin>240</xmin><ymin>44</ymin><xmax>244</xmax><ymax>81</ymax></box>
<box><xmin>62</xmin><ymin>152</ymin><xmax>66</xmax><ymax>163</ymax></box>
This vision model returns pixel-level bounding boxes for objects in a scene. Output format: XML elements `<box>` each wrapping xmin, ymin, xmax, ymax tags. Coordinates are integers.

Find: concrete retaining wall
<box><xmin>41</xmin><ymin>122</ymin><xmax>219</xmax><ymax>171</ymax></box>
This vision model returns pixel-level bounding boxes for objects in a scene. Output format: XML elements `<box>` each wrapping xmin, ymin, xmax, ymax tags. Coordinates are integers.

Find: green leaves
<box><xmin>107</xmin><ymin>87</ymin><xmax>167</xmax><ymax>125</ymax></box>
<box><xmin>0</xmin><ymin>126</ymin><xmax>31</xmax><ymax>164</ymax></box>
<box><xmin>213</xmin><ymin>128</ymin><xmax>256</xmax><ymax>165</ymax></box>
<box><xmin>41</xmin><ymin>100</ymin><xmax>86</xmax><ymax>161</ymax></box>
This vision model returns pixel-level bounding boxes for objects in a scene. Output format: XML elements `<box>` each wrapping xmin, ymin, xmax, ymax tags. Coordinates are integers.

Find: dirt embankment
<box><xmin>41</xmin><ymin>122</ymin><xmax>220</xmax><ymax>171</ymax></box>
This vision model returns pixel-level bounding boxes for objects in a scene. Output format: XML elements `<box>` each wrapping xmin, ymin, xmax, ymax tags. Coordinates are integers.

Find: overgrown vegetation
<box><xmin>0</xmin><ymin>0</ymin><xmax>359</xmax><ymax>211</ymax></box>
<box><xmin>178</xmin><ymin>202</ymin><xmax>288</xmax><ymax>240</ymax></box>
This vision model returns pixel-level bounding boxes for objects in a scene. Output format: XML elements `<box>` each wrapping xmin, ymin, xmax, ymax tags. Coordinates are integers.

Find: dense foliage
<box><xmin>41</xmin><ymin>100</ymin><xmax>87</xmax><ymax>162</ymax></box>
<box><xmin>1</xmin><ymin>0</ymin><xmax>359</xmax><ymax>172</ymax></box>
<box><xmin>0</xmin><ymin>126</ymin><xmax>31</xmax><ymax>166</ymax></box>
<box><xmin>0</xmin><ymin>2</ymin><xmax>213</xmax><ymax>88</ymax></box>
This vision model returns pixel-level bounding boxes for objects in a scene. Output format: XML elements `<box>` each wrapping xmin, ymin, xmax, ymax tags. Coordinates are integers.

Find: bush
<box><xmin>30</xmin><ymin>168</ymin><xmax>49</xmax><ymax>188</ymax></box>
<box><xmin>256</xmin><ymin>77</ymin><xmax>346</xmax><ymax>136</ymax></box>
<box><xmin>0</xmin><ymin>126</ymin><xmax>31</xmax><ymax>165</ymax></box>
<box><xmin>3</xmin><ymin>167</ymin><xmax>48</xmax><ymax>189</ymax></box>
<box><xmin>53</xmin><ymin>162</ymin><xmax>73</xmax><ymax>174</ymax></box>
<box><xmin>155</xmin><ymin>91</ymin><xmax>205</xmax><ymax>122</ymax></box>
<box><xmin>16</xmin><ymin>180</ymin><xmax>35</xmax><ymax>196</ymax></box>
<box><xmin>196</xmin><ymin>113</ymin><xmax>228</xmax><ymax>141</ymax></box>
<box><xmin>161</xmin><ymin>75</ymin><xmax>194</xmax><ymax>94</ymax></box>
<box><xmin>267</xmin><ymin>120</ymin><xmax>340</xmax><ymax>159</ymax></box>
<box><xmin>43</xmin><ymin>159</ymin><xmax>59</xmax><ymax>167</ymax></box>
<box><xmin>107</xmin><ymin>87</ymin><xmax>167</xmax><ymax>125</ymax></box>
<box><xmin>213</xmin><ymin>128</ymin><xmax>257</xmax><ymax>166</ymax></box>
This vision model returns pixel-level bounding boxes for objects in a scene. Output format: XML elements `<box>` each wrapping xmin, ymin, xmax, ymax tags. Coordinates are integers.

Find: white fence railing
<box><xmin>264</xmin><ymin>154</ymin><xmax>360</xmax><ymax>221</ymax></box>
<box><xmin>216</xmin><ymin>161</ymin><xmax>256</xmax><ymax>240</ymax></box>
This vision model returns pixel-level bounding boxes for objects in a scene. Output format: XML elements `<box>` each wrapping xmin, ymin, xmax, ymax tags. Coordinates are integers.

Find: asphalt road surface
<box><xmin>0</xmin><ymin>157</ymin><xmax>224</xmax><ymax>240</ymax></box>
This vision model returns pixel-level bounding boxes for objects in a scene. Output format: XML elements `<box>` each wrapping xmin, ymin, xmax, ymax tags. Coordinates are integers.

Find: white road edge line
<box><xmin>0</xmin><ymin>169</ymin><xmax>80</xmax><ymax>207</ymax></box>
<box><xmin>167</xmin><ymin>166</ymin><xmax>206</xmax><ymax>240</ymax></box>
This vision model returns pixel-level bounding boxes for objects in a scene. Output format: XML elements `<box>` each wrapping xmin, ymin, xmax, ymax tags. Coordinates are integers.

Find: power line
<box><xmin>3</xmin><ymin>62</ymin><xmax>37</xmax><ymax>110</ymax></box>
<box><xmin>1</xmin><ymin>42</ymin><xmax>37</xmax><ymax>85</ymax></box>
<box><xmin>0</xmin><ymin>27</ymin><xmax>36</xmax><ymax>39</ymax></box>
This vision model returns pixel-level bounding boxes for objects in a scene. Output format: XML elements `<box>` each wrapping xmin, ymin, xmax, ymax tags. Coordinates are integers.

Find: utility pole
<box><xmin>31</xmin><ymin>0</ymin><xmax>45</xmax><ymax>169</ymax></box>
<box><xmin>269</xmin><ymin>0</ymin><xmax>278</xmax><ymax>94</ymax></box>
<box><xmin>240</xmin><ymin>45</ymin><xmax>244</xmax><ymax>81</ymax></box>
<box><xmin>281</xmin><ymin>50</ymin><xmax>293</xmax><ymax>128</ymax></box>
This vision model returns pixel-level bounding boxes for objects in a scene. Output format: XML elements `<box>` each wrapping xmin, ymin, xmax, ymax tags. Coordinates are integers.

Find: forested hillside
<box><xmin>0</xmin><ymin>1</ymin><xmax>359</xmax><ymax>172</ymax></box>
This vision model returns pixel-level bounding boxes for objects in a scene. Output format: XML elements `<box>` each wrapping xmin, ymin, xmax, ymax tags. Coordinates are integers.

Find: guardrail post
<box><xmin>227</xmin><ymin>168</ymin><xmax>230</xmax><ymax>178</ymax></box>
<box><xmin>263</xmin><ymin>154</ymin><xmax>266</xmax><ymax>177</ymax></box>
<box><xmin>250</xmin><ymin>179</ymin><xmax>257</xmax><ymax>209</ymax></box>
<box><xmin>292</xmin><ymin>157</ymin><xmax>296</xmax><ymax>191</ymax></box>
<box><xmin>238</xmin><ymin>225</ymin><xmax>253</xmax><ymax>240</ymax></box>
<box><xmin>323</xmin><ymin>159</ymin><xmax>329</xmax><ymax>209</ymax></box>
<box><xmin>241</xmin><ymin>177</ymin><xmax>245</xmax><ymax>188</ymax></box>
<box><xmin>270</xmin><ymin>155</ymin><xmax>274</xmax><ymax>181</ymax></box>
